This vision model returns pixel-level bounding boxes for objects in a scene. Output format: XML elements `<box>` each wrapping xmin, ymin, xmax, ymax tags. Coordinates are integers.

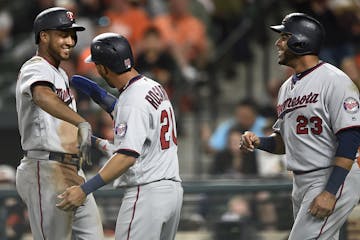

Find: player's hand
<box><xmin>239</xmin><ymin>131</ymin><xmax>260</xmax><ymax>152</ymax></box>
<box><xmin>77</xmin><ymin>122</ymin><xmax>92</xmax><ymax>166</ymax></box>
<box><xmin>91</xmin><ymin>135</ymin><xmax>115</xmax><ymax>158</ymax></box>
<box><xmin>56</xmin><ymin>186</ymin><xmax>86</xmax><ymax>211</ymax></box>
<box><xmin>308</xmin><ymin>191</ymin><xmax>336</xmax><ymax>219</ymax></box>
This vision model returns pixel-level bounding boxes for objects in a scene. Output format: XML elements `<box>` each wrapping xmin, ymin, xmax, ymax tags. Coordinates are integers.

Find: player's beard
<box><xmin>48</xmin><ymin>42</ymin><xmax>72</xmax><ymax>62</ymax></box>
<box><xmin>278</xmin><ymin>47</ymin><xmax>297</xmax><ymax>66</ymax></box>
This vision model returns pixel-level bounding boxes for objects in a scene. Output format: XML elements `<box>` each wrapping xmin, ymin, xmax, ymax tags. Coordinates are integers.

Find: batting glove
<box><xmin>77</xmin><ymin>122</ymin><xmax>92</xmax><ymax>166</ymax></box>
<box><xmin>91</xmin><ymin>135</ymin><xmax>115</xmax><ymax>158</ymax></box>
<box><xmin>71</xmin><ymin>75</ymin><xmax>117</xmax><ymax>114</ymax></box>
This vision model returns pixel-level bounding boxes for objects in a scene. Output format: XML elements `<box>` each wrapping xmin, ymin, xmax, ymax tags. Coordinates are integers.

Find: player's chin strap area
<box><xmin>23</xmin><ymin>150</ymin><xmax>81</xmax><ymax>169</ymax></box>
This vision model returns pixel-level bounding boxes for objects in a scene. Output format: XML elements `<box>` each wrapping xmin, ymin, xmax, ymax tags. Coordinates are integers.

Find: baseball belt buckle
<box><xmin>63</xmin><ymin>153</ymin><xmax>72</xmax><ymax>163</ymax></box>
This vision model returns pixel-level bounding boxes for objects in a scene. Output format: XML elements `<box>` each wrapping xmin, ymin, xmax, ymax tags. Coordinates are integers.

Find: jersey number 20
<box><xmin>160</xmin><ymin>108</ymin><xmax>178</xmax><ymax>149</ymax></box>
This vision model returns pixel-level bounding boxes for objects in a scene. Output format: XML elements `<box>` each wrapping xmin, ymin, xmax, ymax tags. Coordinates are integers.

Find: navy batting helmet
<box><xmin>270</xmin><ymin>13</ymin><xmax>324</xmax><ymax>55</ymax></box>
<box><xmin>85</xmin><ymin>33</ymin><xmax>134</xmax><ymax>74</ymax></box>
<box><xmin>33</xmin><ymin>7</ymin><xmax>85</xmax><ymax>44</ymax></box>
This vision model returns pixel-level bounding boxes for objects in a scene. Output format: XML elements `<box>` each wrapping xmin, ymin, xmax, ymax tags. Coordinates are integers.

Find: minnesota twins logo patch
<box><xmin>115</xmin><ymin>123</ymin><xmax>127</xmax><ymax>137</ymax></box>
<box><xmin>343</xmin><ymin>97</ymin><xmax>359</xmax><ymax>114</ymax></box>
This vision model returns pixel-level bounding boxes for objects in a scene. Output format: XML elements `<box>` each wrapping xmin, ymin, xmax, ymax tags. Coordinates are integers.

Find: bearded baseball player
<box><xmin>15</xmin><ymin>7</ymin><xmax>103</xmax><ymax>240</ymax></box>
<box><xmin>57</xmin><ymin>33</ymin><xmax>183</xmax><ymax>240</ymax></box>
<box><xmin>240</xmin><ymin>13</ymin><xmax>360</xmax><ymax>239</ymax></box>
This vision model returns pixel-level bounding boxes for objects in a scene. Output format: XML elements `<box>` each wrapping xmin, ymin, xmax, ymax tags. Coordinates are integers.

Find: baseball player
<box><xmin>240</xmin><ymin>13</ymin><xmax>360</xmax><ymax>240</ymax></box>
<box><xmin>57</xmin><ymin>33</ymin><xmax>183</xmax><ymax>240</ymax></box>
<box><xmin>15</xmin><ymin>7</ymin><xmax>103</xmax><ymax>240</ymax></box>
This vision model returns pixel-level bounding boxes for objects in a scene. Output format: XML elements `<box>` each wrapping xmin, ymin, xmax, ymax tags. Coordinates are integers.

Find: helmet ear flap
<box><xmin>287</xmin><ymin>35</ymin><xmax>306</xmax><ymax>55</ymax></box>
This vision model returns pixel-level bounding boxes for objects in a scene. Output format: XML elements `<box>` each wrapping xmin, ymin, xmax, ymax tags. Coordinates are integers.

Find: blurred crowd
<box><xmin>1</xmin><ymin>0</ymin><xmax>360</xmax><ymax>239</ymax></box>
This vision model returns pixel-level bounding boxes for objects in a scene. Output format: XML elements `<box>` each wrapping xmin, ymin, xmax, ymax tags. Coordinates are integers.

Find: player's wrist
<box><xmin>80</xmin><ymin>173</ymin><xmax>106</xmax><ymax>195</ymax></box>
<box><xmin>258</xmin><ymin>137</ymin><xmax>276</xmax><ymax>153</ymax></box>
<box><xmin>324</xmin><ymin>166</ymin><xmax>349</xmax><ymax>195</ymax></box>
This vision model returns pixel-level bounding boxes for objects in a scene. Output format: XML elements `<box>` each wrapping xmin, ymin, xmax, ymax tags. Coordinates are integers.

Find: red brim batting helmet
<box><xmin>33</xmin><ymin>7</ymin><xmax>85</xmax><ymax>44</ymax></box>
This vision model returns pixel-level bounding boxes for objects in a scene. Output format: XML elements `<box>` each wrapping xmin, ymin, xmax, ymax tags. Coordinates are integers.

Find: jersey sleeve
<box><xmin>113</xmin><ymin>105</ymin><xmax>148</xmax><ymax>155</ymax></box>
<box><xmin>19</xmin><ymin>61</ymin><xmax>55</xmax><ymax>98</ymax></box>
<box><xmin>327</xmin><ymin>76</ymin><xmax>360</xmax><ymax>133</ymax></box>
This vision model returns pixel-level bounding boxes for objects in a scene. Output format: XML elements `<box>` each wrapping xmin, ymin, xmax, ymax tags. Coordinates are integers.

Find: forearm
<box><xmin>33</xmin><ymin>86</ymin><xmax>85</xmax><ymax>126</ymax></box>
<box><xmin>98</xmin><ymin>153</ymin><xmax>136</xmax><ymax>183</ymax></box>
<box><xmin>80</xmin><ymin>153</ymin><xmax>135</xmax><ymax>195</ymax></box>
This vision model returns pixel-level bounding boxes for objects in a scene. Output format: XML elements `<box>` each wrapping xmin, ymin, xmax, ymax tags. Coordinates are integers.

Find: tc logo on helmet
<box><xmin>66</xmin><ymin>11</ymin><xmax>74</xmax><ymax>22</ymax></box>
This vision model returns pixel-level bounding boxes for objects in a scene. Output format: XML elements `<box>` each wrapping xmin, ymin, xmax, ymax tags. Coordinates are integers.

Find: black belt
<box><xmin>293</xmin><ymin>166</ymin><xmax>331</xmax><ymax>175</ymax></box>
<box><xmin>23</xmin><ymin>150</ymin><xmax>80</xmax><ymax>168</ymax></box>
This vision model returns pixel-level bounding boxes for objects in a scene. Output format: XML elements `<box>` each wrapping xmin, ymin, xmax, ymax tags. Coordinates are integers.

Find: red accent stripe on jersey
<box><xmin>295</xmin><ymin>62</ymin><xmax>325</xmax><ymax>81</ymax></box>
<box><xmin>119</xmin><ymin>75</ymin><xmax>143</xmax><ymax>94</ymax></box>
<box><xmin>127</xmin><ymin>186</ymin><xmax>140</xmax><ymax>240</ymax></box>
<box><xmin>315</xmin><ymin>183</ymin><xmax>344</xmax><ymax>239</ymax></box>
<box><xmin>37</xmin><ymin>161</ymin><xmax>46</xmax><ymax>240</ymax></box>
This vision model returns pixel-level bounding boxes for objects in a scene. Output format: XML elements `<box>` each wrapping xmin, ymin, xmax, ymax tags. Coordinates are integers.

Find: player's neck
<box><xmin>114</xmin><ymin>68</ymin><xmax>140</xmax><ymax>90</ymax></box>
<box><xmin>293</xmin><ymin>55</ymin><xmax>320</xmax><ymax>74</ymax></box>
<box><xmin>36</xmin><ymin>48</ymin><xmax>60</xmax><ymax>68</ymax></box>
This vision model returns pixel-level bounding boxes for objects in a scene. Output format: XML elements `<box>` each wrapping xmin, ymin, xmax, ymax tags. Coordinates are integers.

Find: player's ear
<box><xmin>96</xmin><ymin>64</ymin><xmax>109</xmax><ymax>75</ymax></box>
<box><xmin>39</xmin><ymin>31</ymin><xmax>49</xmax><ymax>43</ymax></box>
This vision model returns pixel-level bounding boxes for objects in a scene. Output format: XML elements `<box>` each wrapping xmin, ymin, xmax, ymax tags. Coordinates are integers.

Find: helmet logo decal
<box><xmin>124</xmin><ymin>58</ymin><xmax>131</xmax><ymax>69</ymax></box>
<box><xmin>66</xmin><ymin>11</ymin><xmax>74</xmax><ymax>22</ymax></box>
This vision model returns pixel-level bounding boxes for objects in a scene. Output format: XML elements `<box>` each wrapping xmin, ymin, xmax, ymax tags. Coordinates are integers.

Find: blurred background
<box><xmin>0</xmin><ymin>0</ymin><xmax>360</xmax><ymax>239</ymax></box>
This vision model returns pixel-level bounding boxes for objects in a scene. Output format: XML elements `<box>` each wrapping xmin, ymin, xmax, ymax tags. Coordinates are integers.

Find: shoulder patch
<box><xmin>343</xmin><ymin>97</ymin><xmax>359</xmax><ymax>114</ymax></box>
<box><xmin>115</xmin><ymin>123</ymin><xmax>127</xmax><ymax>137</ymax></box>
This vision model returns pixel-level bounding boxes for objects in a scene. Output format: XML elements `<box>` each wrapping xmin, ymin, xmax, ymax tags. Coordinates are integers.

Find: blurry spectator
<box><xmin>103</xmin><ymin>0</ymin><xmax>150</xmax><ymax>52</ymax></box>
<box><xmin>256</xmin><ymin>119</ymin><xmax>286</xmax><ymax>177</ymax></box>
<box><xmin>140</xmin><ymin>0</ymin><xmax>167</xmax><ymax>18</ymax></box>
<box><xmin>210</xmin><ymin>127</ymin><xmax>258</xmax><ymax>176</ymax></box>
<box><xmin>204</xmin><ymin>98</ymin><xmax>266</xmax><ymax>154</ymax></box>
<box><xmin>77</xmin><ymin>0</ymin><xmax>106</xmax><ymax>19</ymax></box>
<box><xmin>0</xmin><ymin>10</ymin><xmax>13</xmax><ymax>57</ymax></box>
<box><xmin>220</xmin><ymin>195</ymin><xmax>251</xmax><ymax>222</ymax></box>
<box><xmin>215</xmin><ymin>195</ymin><xmax>259</xmax><ymax>240</ymax></box>
<box><xmin>135</xmin><ymin>25</ymin><xmax>178</xmax><ymax>99</ymax></box>
<box><xmin>0</xmin><ymin>165</ymin><xmax>27</xmax><ymax>240</ymax></box>
<box><xmin>153</xmin><ymin>0</ymin><xmax>210</xmax><ymax>82</ymax></box>
<box><xmin>8</xmin><ymin>0</ymin><xmax>54</xmax><ymax>39</ymax></box>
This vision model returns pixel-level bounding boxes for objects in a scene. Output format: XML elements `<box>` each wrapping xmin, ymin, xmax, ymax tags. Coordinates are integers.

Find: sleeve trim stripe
<box><xmin>116</xmin><ymin>149</ymin><xmax>140</xmax><ymax>158</ymax></box>
<box><xmin>335</xmin><ymin>125</ymin><xmax>360</xmax><ymax>135</ymax></box>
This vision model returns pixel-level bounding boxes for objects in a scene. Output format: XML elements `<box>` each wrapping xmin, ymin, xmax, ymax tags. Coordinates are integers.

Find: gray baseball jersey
<box><xmin>111</xmin><ymin>75</ymin><xmax>183</xmax><ymax>240</ymax></box>
<box><xmin>274</xmin><ymin>62</ymin><xmax>360</xmax><ymax>239</ymax></box>
<box><xmin>15</xmin><ymin>56</ymin><xmax>103</xmax><ymax>240</ymax></box>
<box><xmin>113</xmin><ymin>75</ymin><xmax>181</xmax><ymax>187</ymax></box>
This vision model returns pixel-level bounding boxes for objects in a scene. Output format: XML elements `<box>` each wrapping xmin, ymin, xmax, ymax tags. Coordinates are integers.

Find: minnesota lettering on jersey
<box><xmin>145</xmin><ymin>85</ymin><xmax>169</xmax><ymax>109</ymax></box>
<box><xmin>277</xmin><ymin>92</ymin><xmax>319</xmax><ymax>118</ymax></box>
<box><xmin>56</xmin><ymin>88</ymin><xmax>73</xmax><ymax>105</ymax></box>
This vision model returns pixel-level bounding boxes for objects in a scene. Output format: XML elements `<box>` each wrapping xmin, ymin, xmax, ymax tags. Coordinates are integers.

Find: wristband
<box><xmin>324</xmin><ymin>166</ymin><xmax>349</xmax><ymax>195</ymax></box>
<box><xmin>258</xmin><ymin>137</ymin><xmax>276</xmax><ymax>153</ymax></box>
<box><xmin>91</xmin><ymin>135</ymin><xmax>97</xmax><ymax>147</ymax></box>
<box><xmin>80</xmin><ymin>173</ymin><xmax>106</xmax><ymax>195</ymax></box>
